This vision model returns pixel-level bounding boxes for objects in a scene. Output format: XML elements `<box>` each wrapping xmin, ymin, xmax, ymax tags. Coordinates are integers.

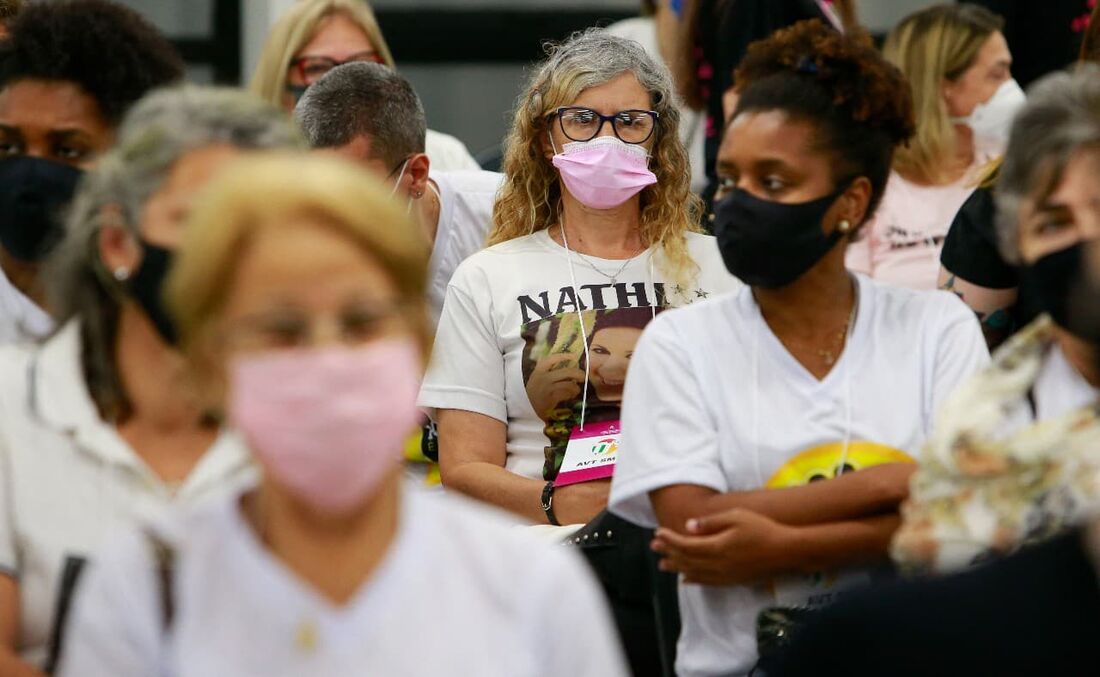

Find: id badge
<box><xmin>554</xmin><ymin>420</ymin><xmax>621</xmax><ymax>487</ymax></box>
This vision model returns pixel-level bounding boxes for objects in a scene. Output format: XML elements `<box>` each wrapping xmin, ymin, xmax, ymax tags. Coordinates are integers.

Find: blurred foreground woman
<box><xmin>59</xmin><ymin>154</ymin><xmax>628</xmax><ymax>677</ymax></box>
<box><xmin>0</xmin><ymin>86</ymin><xmax>298</xmax><ymax>677</ymax></box>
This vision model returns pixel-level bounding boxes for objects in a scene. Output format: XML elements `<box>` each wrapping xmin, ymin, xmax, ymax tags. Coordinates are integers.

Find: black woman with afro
<box><xmin>0</xmin><ymin>0</ymin><xmax>183</xmax><ymax>345</ymax></box>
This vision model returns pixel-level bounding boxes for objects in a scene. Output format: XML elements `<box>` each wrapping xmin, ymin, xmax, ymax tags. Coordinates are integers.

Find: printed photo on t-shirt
<box><xmin>520</xmin><ymin>306</ymin><xmax>666</xmax><ymax>480</ymax></box>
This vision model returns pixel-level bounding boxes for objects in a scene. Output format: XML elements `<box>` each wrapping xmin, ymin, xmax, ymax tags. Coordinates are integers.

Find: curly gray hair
<box><xmin>996</xmin><ymin>64</ymin><xmax>1100</xmax><ymax>263</ymax></box>
<box><xmin>47</xmin><ymin>84</ymin><xmax>302</xmax><ymax>421</ymax></box>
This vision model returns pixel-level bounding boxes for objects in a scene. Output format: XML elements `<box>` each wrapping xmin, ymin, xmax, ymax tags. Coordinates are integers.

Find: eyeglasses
<box><xmin>551</xmin><ymin>107</ymin><xmax>659</xmax><ymax>145</ymax></box>
<box><xmin>290</xmin><ymin>51</ymin><xmax>387</xmax><ymax>85</ymax></box>
<box><xmin>225</xmin><ymin>301</ymin><xmax>414</xmax><ymax>351</ymax></box>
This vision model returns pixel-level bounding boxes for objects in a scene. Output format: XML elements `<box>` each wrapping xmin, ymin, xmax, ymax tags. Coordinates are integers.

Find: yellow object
<box><xmin>766</xmin><ymin>441</ymin><xmax>914</xmax><ymax>489</ymax></box>
<box><xmin>295</xmin><ymin>621</ymin><xmax>318</xmax><ymax>653</ymax></box>
<box><xmin>402</xmin><ymin>428</ymin><xmax>441</xmax><ymax>487</ymax></box>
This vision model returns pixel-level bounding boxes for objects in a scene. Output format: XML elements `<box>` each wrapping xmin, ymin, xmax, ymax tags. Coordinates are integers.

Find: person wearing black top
<box><xmin>766</xmin><ymin>529</ymin><xmax>1100</xmax><ymax>677</ymax></box>
<box><xmin>939</xmin><ymin>179</ymin><xmax>1042</xmax><ymax>350</ymax></box>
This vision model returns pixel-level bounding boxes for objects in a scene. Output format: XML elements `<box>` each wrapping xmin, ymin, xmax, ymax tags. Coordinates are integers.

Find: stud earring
<box><xmin>837</xmin><ymin>220</ymin><xmax>852</xmax><ymax>233</ymax></box>
<box><xmin>113</xmin><ymin>268</ymin><xmax>130</xmax><ymax>281</ymax></box>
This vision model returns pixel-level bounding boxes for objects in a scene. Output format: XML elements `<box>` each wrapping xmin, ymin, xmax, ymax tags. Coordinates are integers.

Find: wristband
<box><xmin>541</xmin><ymin>481</ymin><xmax>560</xmax><ymax>526</ymax></box>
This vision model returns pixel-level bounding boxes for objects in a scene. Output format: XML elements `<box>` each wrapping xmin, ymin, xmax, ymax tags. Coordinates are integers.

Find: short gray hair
<box><xmin>294</xmin><ymin>61</ymin><xmax>426</xmax><ymax>166</ymax></box>
<box><xmin>996</xmin><ymin>64</ymin><xmax>1100</xmax><ymax>262</ymax></box>
<box><xmin>47</xmin><ymin>84</ymin><xmax>302</xmax><ymax>421</ymax></box>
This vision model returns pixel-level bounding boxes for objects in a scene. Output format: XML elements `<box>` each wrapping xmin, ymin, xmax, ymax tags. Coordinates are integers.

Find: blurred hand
<box><xmin>652</xmin><ymin>508</ymin><xmax>795</xmax><ymax>586</ymax></box>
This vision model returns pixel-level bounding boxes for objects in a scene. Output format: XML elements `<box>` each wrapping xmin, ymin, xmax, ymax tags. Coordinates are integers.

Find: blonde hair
<box><xmin>167</xmin><ymin>153</ymin><xmax>431</xmax><ymax>399</ymax></box>
<box><xmin>491</xmin><ymin>30</ymin><xmax>702</xmax><ymax>288</ymax></box>
<box><xmin>249</xmin><ymin>0</ymin><xmax>395</xmax><ymax>108</ymax></box>
<box><xmin>884</xmin><ymin>4</ymin><xmax>1003</xmax><ymax>184</ymax></box>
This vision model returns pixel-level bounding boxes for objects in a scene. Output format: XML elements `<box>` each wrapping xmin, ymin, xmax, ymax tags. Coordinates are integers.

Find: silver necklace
<box><xmin>559</xmin><ymin>225</ymin><xmax>645</xmax><ymax>285</ymax></box>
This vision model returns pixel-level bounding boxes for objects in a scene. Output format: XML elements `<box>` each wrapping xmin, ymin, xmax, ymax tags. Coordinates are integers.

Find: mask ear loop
<box><xmin>648</xmin><ymin>251</ymin><xmax>657</xmax><ymax>320</ymax></box>
<box><xmin>835</xmin><ymin>276</ymin><xmax>859</xmax><ymax>478</ymax></box>
<box><xmin>388</xmin><ymin>158</ymin><xmax>416</xmax><ymax>216</ymax></box>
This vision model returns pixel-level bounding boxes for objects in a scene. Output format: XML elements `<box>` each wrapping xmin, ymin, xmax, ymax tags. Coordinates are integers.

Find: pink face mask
<box><xmin>551</xmin><ymin>136</ymin><xmax>658</xmax><ymax>210</ymax></box>
<box><xmin>228</xmin><ymin>339</ymin><xmax>422</xmax><ymax>515</ymax></box>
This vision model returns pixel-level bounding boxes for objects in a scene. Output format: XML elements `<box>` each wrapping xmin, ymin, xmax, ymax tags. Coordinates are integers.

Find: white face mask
<box><xmin>952</xmin><ymin>78</ymin><xmax>1026</xmax><ymax>151</ymax></box>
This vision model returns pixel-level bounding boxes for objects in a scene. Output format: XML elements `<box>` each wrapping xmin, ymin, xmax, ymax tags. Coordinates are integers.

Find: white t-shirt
<box><xmin>1033</xmin><ymin>341</ymin><xmax>1099</xmax><ymax>420</ymax></box>
<box><xmin>59</xmin><ymin>484</ymin><xmax>629</xmax><ymax>677</ymax></box>
<box><xmin>425</xmin><ymin>128</ymin><xmax>481</xmax><ymax>172</ymax></box>
<box><xmin>419</xmin><ymin>229</ymin><xmax>739</xmax><ymax>481</ymax></box>
<box><xmin>846</xmin><ymin>168</ymin><xmax>984</xmax><ymax>290</ymax></box>
<box><xmin>427</xmin><ymin>170</ymin><xmax>501</xmax><ymax>324</ymax></box>
<box><xmin>0</xmin><ymin>264</ymin><xmax>52</xmax><ymax>344</ymax></box>
<box><xmin>0</xmin><ymin>321</ymin><xmax>254</xmax><ymax>667</ymax></box>
<box><xmin>608</xmin><ymin>275</ymin><xmax>989</xmax><ymax>677</ymax></box>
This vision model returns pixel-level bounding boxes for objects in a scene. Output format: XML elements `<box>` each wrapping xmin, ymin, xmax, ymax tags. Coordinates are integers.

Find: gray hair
<box><xmin>294</xmin><ymin>61</ymin><xmax>426</xmax><ymax>166</ymax></box>
<box><xmin>996</xmin><ymin>64</ymin><xmax>1100</xmax><ymax>262</ymax></box>
<box><xmin>47</xmin><ymin>84</ymin><xmax>302</xmax><ymax>421</ymax></box>
<box><xmin>526</xmin><ymin>29</ymin><xmax>679</xmax><ymax>124</ymax></box>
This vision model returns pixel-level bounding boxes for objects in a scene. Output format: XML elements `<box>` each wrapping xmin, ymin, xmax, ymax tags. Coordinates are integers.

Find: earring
<box><xmin>113</xmin><ymin>268</ymin><xmax>130</xmax><ymax>281</ymax></box>
<box><xmin>837</xmin><ymin>220</ymin><xmax>852</xmax><ymax>234</ymax></box>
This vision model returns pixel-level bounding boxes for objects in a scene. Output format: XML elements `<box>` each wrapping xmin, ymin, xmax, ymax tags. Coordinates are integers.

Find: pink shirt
<box><xmin>846</xmin><ymin>168</ymin><xmax>982</xmax><ymax>290</ymax></box>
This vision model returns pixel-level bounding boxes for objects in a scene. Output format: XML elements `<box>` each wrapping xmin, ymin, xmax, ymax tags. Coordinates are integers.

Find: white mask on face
<box><xmin>952</xmin><ymin>78</ymin><xmax>1026</xmax><ymax>151</ymax></box>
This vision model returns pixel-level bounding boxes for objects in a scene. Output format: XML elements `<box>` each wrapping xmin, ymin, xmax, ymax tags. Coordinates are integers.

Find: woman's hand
<box><xmin>553</xmin><ymin>480</ymin><xmax>611</xmax><ymax>526</ymax></box>
<box><xmin>526</xmin><ymin>353</ymin><xmax>586</xmax><ymax>419</ymax></box>
<box><xmin>652</xmin><ymin>508</ymin><xmax>796</xmax><ymax>586</ymax></box>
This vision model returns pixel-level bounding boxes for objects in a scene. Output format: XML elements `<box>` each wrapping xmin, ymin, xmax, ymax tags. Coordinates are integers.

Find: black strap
<box><xmin>43</xmin><ymin>556</ymin><xmax>87</xmax><ymax>675</ymax></box>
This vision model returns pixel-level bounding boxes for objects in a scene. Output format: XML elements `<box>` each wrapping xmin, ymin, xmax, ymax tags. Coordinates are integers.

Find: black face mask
<box><xmin>0</xmin><ymin>156</ymin><xmax>83</xmax><ymax>261</ymax></box>
<box><xmin>1066</xmin><ymin>241</ymin><xmax>1100</xmax><ymax>347</ymax></box>
<box><xmin>712</xmin><ymin>186</ymin><xmax>846</xmax><ymax>288</ymax></box>
<box><xmin>128</xmin><ymin>239</ymin><xmax>178</xmax><ymax>345</ymax></box>
<box><xmin>1021</xmin><ymin>243</ymin><xmax>1083</xmax><ymax>332</ymax></box>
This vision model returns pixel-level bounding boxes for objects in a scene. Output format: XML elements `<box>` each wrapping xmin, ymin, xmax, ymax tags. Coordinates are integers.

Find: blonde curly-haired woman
<box><xmin>419</xmin><ymin>31</ymin><xmax>736</xmax><ymax>672</ymax></box>
<box><xmin>420</xmin><ymin>29</ymin><xmax>736</xmax><ymax>530</ymax></box>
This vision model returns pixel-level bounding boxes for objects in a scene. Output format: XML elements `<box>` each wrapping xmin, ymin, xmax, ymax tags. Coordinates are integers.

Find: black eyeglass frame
<box><xmin>549</xmin><ymin>106</ymin><xmax>660</xmax><ymax>144</ymax></box>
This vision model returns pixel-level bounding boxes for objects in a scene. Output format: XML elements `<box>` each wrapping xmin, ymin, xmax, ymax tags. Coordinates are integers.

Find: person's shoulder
<box><xmin>433</xmin><ymin>170</ymin><xmax>504</xmax><ymax>196</ymax></box>
<box><xmin>647</xmin><ymin>287</ymin><xmax>745</xmax><ymax>348</ymax></box>
<box><xmin>683</xmin><ymin>230</ymin><xmax>717</xmax><ymax>251</ymax></box>
<box><xmin>863</xmin><ymin>276</ymin><xmax>973</xmax><ymax>328</ymax></box>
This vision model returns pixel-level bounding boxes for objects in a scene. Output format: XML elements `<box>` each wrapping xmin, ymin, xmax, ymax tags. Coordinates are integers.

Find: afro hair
<box><xmin>0</xmin><ymin>0</ymin><xmax>185</xmax><ymax>127</ymax></box>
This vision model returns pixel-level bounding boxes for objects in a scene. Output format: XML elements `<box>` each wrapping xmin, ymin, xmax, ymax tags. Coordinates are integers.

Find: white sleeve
<box><xmin>0</xmin><ymin>431</ymin><xmax>18</xmax><ymax>577</ymax></box>
<box><xmin>418</xmin><ymin>262</ymin><xmax>507</xmax><ymax>422</ymax></box>
<box><xmin>535</xmin><ymin>548</ymin><xmax>630</xmax><ymax>677</ymax></box>
<box><xmin>608</xmin><ymin>313</ymin><xmax>727</xmax><ymax>528</ymax></box>
<box><xmin>929</xmin><ymin>293</ymin><xmax>991</xmax><ymax>420</ymax></box>
<box><xmin>425</xmin><ymin>130</ymin><xmax>481</xmax><ymax>172</ymax></box>
<box><xmin>56</xmin><ymin>530</ymin><xmax>161</xmax><ymax>677</ymax></box>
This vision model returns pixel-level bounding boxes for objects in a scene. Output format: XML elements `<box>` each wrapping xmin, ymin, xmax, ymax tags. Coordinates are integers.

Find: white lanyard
<box><xmin>750</xmin><ymin>277</ymin><xmax>859</xmax><ymax>486</ymax></box>
<box><xmin>558</xmin><ymin>224</ymin><xmax>657</xmax><ymax>431</ymax></box>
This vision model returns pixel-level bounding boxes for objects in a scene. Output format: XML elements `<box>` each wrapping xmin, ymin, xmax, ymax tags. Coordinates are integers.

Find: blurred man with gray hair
<box><xmin>295</xmin><ymin>62</ymin><xmax>501</xmax><ymax>325</ymax></box>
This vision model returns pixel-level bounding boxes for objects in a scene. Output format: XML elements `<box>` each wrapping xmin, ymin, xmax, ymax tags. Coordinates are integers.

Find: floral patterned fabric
<box><xmin>892</xmin><ymin>316</ymin><xmax>1100</xmax><ymax>572</ymax></box>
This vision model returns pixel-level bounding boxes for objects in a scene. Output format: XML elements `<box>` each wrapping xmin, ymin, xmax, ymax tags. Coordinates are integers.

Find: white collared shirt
<box><xmin>0</xmin><ymin>264</ymin><xmax>52</xmax><ymax>345</ymax></box>
<box><xmin>427</xmin><ymin>170</ymin><xmax>502</xmax><ymax>326</ymax></box>
<box><xmin>59</xmin><ymin>485</ymin><xmax>629</xmax><ymax>677</ymax></box>
<box><xmin>0</xmin><ymin>321</ymin><xmax>255</xmax><ymax>667</ymax></box>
